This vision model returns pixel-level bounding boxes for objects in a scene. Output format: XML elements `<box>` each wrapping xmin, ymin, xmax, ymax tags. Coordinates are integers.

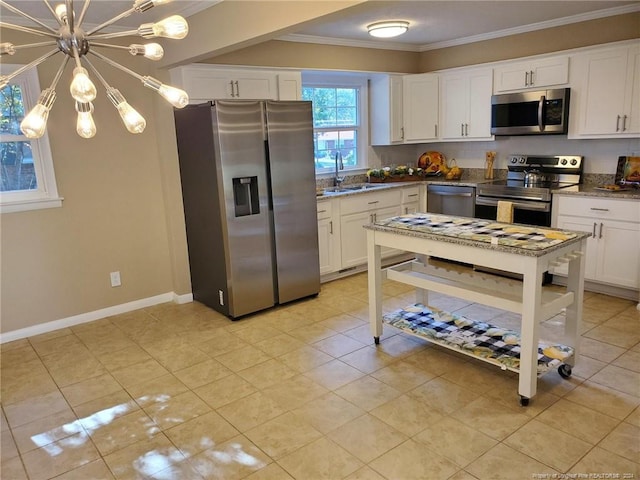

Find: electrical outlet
<box><xmin>110</xmin><ymin>271</ymin><xmax>121</xmax><ymax>287</ymax></box>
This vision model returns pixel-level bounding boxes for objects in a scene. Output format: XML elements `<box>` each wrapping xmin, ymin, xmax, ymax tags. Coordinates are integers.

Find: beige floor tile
<box><xmin>441</xmin><ymin>361</ymin><xmax>509</xmax><ymax>395</ymax></box>
<box><xmin>408</xmin><ymin>376</ymin><xmax>478</xmax><ymax>415</ymax></box>
<box><xmin>571</xmin><ymin>446</ymin><xmax>640</xmax><ymax>478</ymax></box>
<box><xmin>278</xmin><ymin>436</ymin><xmax>363</xmax><ymax>480</ymax></box>
<box><xmin>215</xmin><ymin>345</ymin><xmax>272</xmax><ymax>373</ymax></box>
<box><xmin>371</xmin><ymin>359</ymin><xmax>435</xmax><ymax>392</ymax></box>
<box><xmin>231</xmin><ymin>324</ymin><xmax>282</xmax><ymax>344</ymax></box>
<box><xmin>316</xmin><ymin>313</ymin><xmax>366</xmax><ymax>333</ymax></box>
<box><xmin>244</xmin><ymin>462</ymin><xmax>294</xmax><ymax>480</ymax></box>
<box><xmin>571</xmin><ymin>353</ymin><xmax>608</xmax><ymax>379</ymax></box>
<box><xmin>81</xmin><ymin>408</ymin><xmax>160</xmax><ymax>456</ymax></box>
<box><xmin>150</xmin><ymin>460</ymin><xmax>205</xmax><ymax>479</ymax></box>
<box><xmin>110</xmin><ymin>358</ymin><xmax>170</xmax><ymax>390</ymax></box>
<box><xmin>246</xmin><ymin>411</ymin><xmax>322</xmax><ymax>459</ymax></box>
<box><xmin>599</xmin><ymin>421</ymin><xmax>640</xmax><ymax>463</ymax></box>
<box><xmin>339</xmin><ymin>345</ymin><xmax>398</xmax><ymax>374</ymax></box>
<box><xmin>312</xmin><ymin>333</ymin><xmax>367</xmax><ymax>358</ymax></box>
<box><xmin>187</xmin><ymin>434</ymin><xmax>271</xmax><ymax>480</ymax></box>
<box><xmin>373</xmin><ymin>333</ymin><xmax>428</xmax><ymax>359</ymax></box>
<box><xmin>79</xmin><ymin>333</ymin><xmax>139</xmax><ymax>358</ymax></box>
<box><xmin>344</xmin><ymin>324</ymin><xmax>381</xmax><ymax>345</ymax></box>
<box><xmin>127</xmin><ymin>373</ymin><xmax>189</xmax><ymax>408</ymax></box>
<box><xmin>371</xmin><ymin>394</ymin><xmax>444</xmax><ymax>437</ymax></box>
<box><xmin>402</xmin><ymin>347</ymin><xmax>469</xmax><ymax>376</ymax></box>
<box><xmin>504</xmin><ymin>419</ymin><xmax>592</xmax><ymax>472</ymax></box>
<box><xmin>613</xmin><ymin>349</ymin><xmax>640</xmax><ymax>373</ymax></box>
<box><xmin>262</xmin><ymin>374</ymin><xmax>329</xmax><ymax>411</ymax></box>
<box><xmin>47</xmin><ymin>355</ymin><xmax>109</xmax><ymax>389</ymax></box>
<box><xmin>334</xmin><ymin>375</ymin><xmax>402</xmax><ymax>411</ymax></box>
<box><xmin>253</xmin><ymin>333</ymin><xmax>305</xmax><ymax>357</ymax></box>
<box><xmin>21</xmin><ymin>431</ymin><xmax>100</xmax><ymax>480</ymax></box>
<box><xmin>344</xmin><ymin>465</ymin><xmax>387</xmax><ymax>480</ymax></box>
<box><xmin>53</xmin><ymin>458</ymin><xmax>115</xmax><ymax>479</ymax></box>
<box><xmin>30</xmin><ymin>333</ymin><xmax>83</xmax><ymax>357</ymax></box>
<box><xmin>288</xmin><ymin>323</ymin><xmax>339</xmax><ymax>344</ymax></box>
<box><xmin>277</xmin><ymin>346</ymin><xmax>333</xmax><ymax>373</ymax></box>
<box><xmin>72</xmin><ymin>389</ymin><xmax>140</xmax><ymax>421</ymax></box>
<box><xmin>102</xmin><ymin>432</ymin><xmax>186</xmax><ymax>479</ymax></box>
<box><xmin>414</xmin><ymin>416</ymin><xmax>498</xmax><ymax>468</ymax></box>
<box><xmin>173</xmin><ymin>359</ymin><xmax>233</xmax><ymax>389</ymax></box>
<box><xmin>145</xmin><ymin>342</ymin><xmax>212</xmax><ymax>373</ymax></box>
<box><xmin>465</xmin><ymin>443</ymin><xmax>557</xmax><ymax>480</ymax></box>
<box><xmin>626</xmin><ymin>405</ymin><xmax>640</xmax><ymax>427</ymax></box>
<box><xmin>369</xmin><ymin>438</ymin><xmax>459</xmax><ymax>480</ymax></box>
<box><xmin>0</xmin><ymin>407</ymin><xmax>8</xmax><ymax>432</ymax></box>
<box><xmin>590</xmin><ymin>364</ymin><xmax>640</xmax><ymax>397</ymax></box>
<box><xmin>194</xmin><ymin>330</ymin><xmax>249</xmax><ymax>357</ymax></box>
<box><xmin>237</xmin><ymin>358</ymin><xmax>297</xmax><ymax>389</ymax></box>
<box><xmin>4</xmin><ymin>389</ymin><xmax>73</xmax><ymax>428</ymax></box>
<box><xmin>60</xmin><ymin>373</ymin><xmax>123</xmax><ymax>407</ymax></box>
<box><xmin>0</xmin><ymin>455</ymin><xmax>29</xmax><ymax>480</ymax></box>
<box><xmin>95</xmin><ymin>345</ymin><xmax>153</xmax><ymax>372</ymax></box>
<box><xmin>453</xmin><ymin>396</ymin><xmax>530</xmax><ymax>441</ymax></box>
<box><xmin>584</xmin><ymin>324</ymin><xmax>640</xmax><ymax>349</ymax></box>
<box><xmin>217</xmin><ymin>391</ymin><xmax>288</xmax><ymax>432</ymax></box>
<box><xmin>0</xmin><ymin>367</ymin><xmax>60</xmax><ymax>406</ymax></box>
<box><xmin>193</xmin><ymin>374</ymin><xmax>256</xmax><ymax>409</ymax></box>
<box><xmin>1</xmin><ymin>428</ymin><xmax>18</xmax><ymax>459</ymax></box>
<box><xmin>304</xmin><ymin>359</ymin><xmax>366</xmax><ymax>390</ymax></box>
<box><xmin>328</xmin><ymin>413</ymin><xmax>407</xmax><ymax>463</ymax></box>
<box><xmin>448</xmin><ymin>470</ymin><xmax>481</xmax><ymax>480</ymax></box>
<box><xmin>164</xmin><ymin>410</ymin><xmax>239</xmax><ymax>458</ymax></box>
<box><xmin>580</xmin><ymin>337</ymin><xmax>627</xmax><ymax>363</ymax></box>
<box><xmin>11</xmin><ymin>409</ymin><xmax>83</xmax><ymax>454</ymax></box>
<box><xmin>536</xmin><ymin>398</ymin><xmax>620</xmax><ymax>445</ymax></box>
<box><xmin>293</xmin><ymin>392</ymin><xmax>364</xmax><ymax>434</ymax></box>
<box><xmin>144</xmin><ymin>390</ymin><xmax>211</xmax><ymax>430</ymax></box>
<box><xmin>1</xmin><ymin>345</ymin><xmax>39</xmax><ymax>370</ymax></box>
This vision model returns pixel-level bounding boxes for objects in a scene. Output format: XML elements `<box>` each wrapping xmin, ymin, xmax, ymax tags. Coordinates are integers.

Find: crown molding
<box><xmin>279</xmin><ymin>4</ymin><xmax>640</xmax><ymax>53</ymax></box>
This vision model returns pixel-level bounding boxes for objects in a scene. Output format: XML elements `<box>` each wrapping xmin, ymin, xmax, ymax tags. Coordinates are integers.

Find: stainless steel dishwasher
<box><xmin>426</xmin><ymin>184</ymin><xmax>475</xmax><ymax>217</ymax></box>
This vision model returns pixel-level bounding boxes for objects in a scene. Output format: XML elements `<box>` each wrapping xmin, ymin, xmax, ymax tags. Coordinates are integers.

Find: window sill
<box><xmin>1</xmin><ymin>196</ymin><xmax>64</xmax><ymax>214</ymax></box>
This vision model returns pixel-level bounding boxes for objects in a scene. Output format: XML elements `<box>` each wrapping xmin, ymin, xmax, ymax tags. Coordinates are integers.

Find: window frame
<box><xmin>302</xmin><ymin>71</ymin><xmax>369</xmax><ymax>176</ymax></box>
<box><xmin>1</xmin><ymin>65</ymin><xmax>62</xmax><ymax>214</ymax></box>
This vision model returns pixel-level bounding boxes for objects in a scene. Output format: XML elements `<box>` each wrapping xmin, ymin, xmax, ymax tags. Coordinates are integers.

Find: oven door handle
<box><xmin>538</xmin><ymin>95</ymin><xmax>546</xmax><ymax>132</ymax></box>
<box><xmin>475</xmin><ymin>196</ymin><xmax>550</xmax><ymax>212</ymax></box>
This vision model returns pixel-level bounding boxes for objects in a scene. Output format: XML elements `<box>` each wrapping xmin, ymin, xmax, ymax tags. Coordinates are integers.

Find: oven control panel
<box><xmin>508</xmin><ymin>155</ymin><xmax>582</xmax><ymax>171</ymax></box>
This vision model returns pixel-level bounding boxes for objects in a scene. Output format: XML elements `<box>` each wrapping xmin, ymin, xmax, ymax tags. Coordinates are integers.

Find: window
<box><xmin>1</xmin><ymin>65</ymin><xmax>61</xmax><ymax>213</ymax></box>
<box><xmin>302</xmin><ymin>72</ymin><xmax>368</xmax><ymax>174</ymax></box>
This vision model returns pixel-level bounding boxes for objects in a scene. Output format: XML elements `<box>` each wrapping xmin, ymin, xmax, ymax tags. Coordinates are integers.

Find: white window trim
<box><xmin>302</xmin><ymin>71</ymin><xmax>369</xmax><ymax>177</ymax></box>
<box><xmin>1</xmin><ymin>65</ymin><xmax>62</xmax><ymax>214</ymax></box>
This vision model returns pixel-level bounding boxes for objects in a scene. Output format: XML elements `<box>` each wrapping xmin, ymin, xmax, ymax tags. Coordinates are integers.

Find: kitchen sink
<box><xmin>321</xmin><ymin>184</ymin><xmax>388</xmax><ymax>194</ymax></box>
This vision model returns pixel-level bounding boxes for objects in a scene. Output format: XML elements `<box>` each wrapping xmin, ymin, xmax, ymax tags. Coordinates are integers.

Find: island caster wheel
<box><xmin>519</xmin><ymin>396</ymin><xmax>530</xmax><ymax>407</ymax></box>
<box><xmin>558</xmin><ymin>364</ymin><xmax>572</xmax><ymax>379</ymax></box>
<box><xmin>374</xmin><ymin>336</ymin><xmax>380</xmax><ymax>345</ymax></box>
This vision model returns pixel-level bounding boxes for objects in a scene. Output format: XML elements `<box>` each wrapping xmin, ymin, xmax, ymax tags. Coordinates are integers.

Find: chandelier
<box><xmin>0</xmin><ymin>0</ymin><xmax>190</xmax><ymax>139</ymax></box>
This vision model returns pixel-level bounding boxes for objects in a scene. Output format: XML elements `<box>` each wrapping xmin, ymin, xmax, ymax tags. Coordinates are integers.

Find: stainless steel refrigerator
<box><xmin>174</xmin><ymin>100</ymin><xmax>320</xmax><ymax>318</ymax></box>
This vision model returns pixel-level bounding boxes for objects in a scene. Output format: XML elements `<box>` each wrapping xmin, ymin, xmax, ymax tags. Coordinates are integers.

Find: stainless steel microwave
<box><xmin>491</xmin><ymin>88</ymin><xmax>570</xmax><ymax>135</ymax></box>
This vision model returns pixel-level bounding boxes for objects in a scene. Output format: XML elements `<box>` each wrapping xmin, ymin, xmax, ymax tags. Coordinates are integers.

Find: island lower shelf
<box><xmin>384</xmin><ymin>303</ymin><xmax>574</xmax><ymax>377</ymax></box>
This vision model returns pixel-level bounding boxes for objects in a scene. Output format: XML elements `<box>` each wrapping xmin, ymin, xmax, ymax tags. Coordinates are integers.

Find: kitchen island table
<box><xmin>365</xmin><ymin>213</ymin><xmax>590</xmax><ymax>405</ymax></box>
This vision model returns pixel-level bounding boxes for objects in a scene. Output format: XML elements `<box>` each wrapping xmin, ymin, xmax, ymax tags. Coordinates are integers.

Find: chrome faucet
<box><xmin>334</xmin><ymin>151</ymin><xmax>344</xmax><ymax>188</ymax></box>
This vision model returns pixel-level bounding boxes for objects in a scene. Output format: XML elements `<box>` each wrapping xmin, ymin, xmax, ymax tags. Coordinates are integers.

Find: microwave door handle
<box><xmin>538</xmin><ymin>95</ymin><xmax>545</xmax><ymax>132</ymax></box>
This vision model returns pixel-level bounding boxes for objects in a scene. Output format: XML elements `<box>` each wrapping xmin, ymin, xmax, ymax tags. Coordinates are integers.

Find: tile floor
<box><xmin>1</xmin><ymin>273</ymin><xmax>639</xmax><ymax>480</ymax></box>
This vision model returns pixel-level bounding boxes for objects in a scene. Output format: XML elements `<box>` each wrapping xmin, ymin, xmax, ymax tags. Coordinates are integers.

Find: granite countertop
<box><xmin>552</xmin><ymin>184</ymin><xmax>640</xmax><ymax>200</ymax></box>
<box><xmin>365</xmin><ymin>213</ymin><xmax>591</xmax><ymax>257</ymax></box>
<box><xmin>317</xmin><ymin>178</ymin><xmax>491</xmax><ymax>198</ymax></box>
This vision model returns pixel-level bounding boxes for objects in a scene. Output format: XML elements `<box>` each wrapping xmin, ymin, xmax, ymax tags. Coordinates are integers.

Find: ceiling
<box><xmin>1</xmin><ymin>0</ymin><xmax>638</xmax><ymax>52</ymax></box>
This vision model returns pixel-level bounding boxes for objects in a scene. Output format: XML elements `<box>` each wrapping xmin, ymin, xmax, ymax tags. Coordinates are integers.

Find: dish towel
<box><xmin>497</xmin><ymin>201</ymin><xmax>514</xmax><ymax>223</ymax></box>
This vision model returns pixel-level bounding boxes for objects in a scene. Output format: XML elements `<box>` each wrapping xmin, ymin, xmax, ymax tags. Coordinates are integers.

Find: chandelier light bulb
<box><xmin>142</xmin><ymin>76</ymin><xmax>188</xmax><ymax>108</ymax></box>
<box><xmin>0</xmin><ymin>43</ymin><xmax>16</xmax><ymax>55</ymax></box>
<box><xmin>139</xmin><ymin>15</ymin><xmax>188</xmax><ymax>39</ymax></box>
<box><xmin>55</xmin><ymin>4</ymin><xmax>69</xmax><ymax>23</ymax></box>
<box><xmin>107</xmin><ymin>88</ymin><xmax>146</xmax><ymax>134</ymax></box>
<box><xmin>128</xmin><ymin>43</ymin><xmax>164</xmax><ymax>60</ymax></box>
<box><xmin>75</xmin><ymin>101</ymin><xmax>97</xmax><ymax>138</ymax></box>
<box><xmin>20</xmin><ymin>89</ymin><xmax>56</xmax><ymax>139</ymax></box>
<box><xmin>70</xmin><ymin>67</ymin><xmax>97</xmax><ymax>102</ymax></box>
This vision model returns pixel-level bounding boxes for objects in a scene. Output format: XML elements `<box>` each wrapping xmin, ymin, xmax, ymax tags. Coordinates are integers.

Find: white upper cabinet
<box><xmin>169</xmin><ymin>65</ymin><xmax>301</xmax><ymax>103</ymax></box>
<box><xmin>403</xmin><ymin>73</ymin><xmax>439</xmax><ymax>142</ymax></box>
<box><xmin>370</xmin><ymin>74</ymin><xmax>404</xmax><ymax>145</ymax></box>
<box><xmin>493</xmin><ymin>56</ymin><xmax>569</xmax><ymax>92</ymax></box>
<box><xmin>569</xmin><ymin>44</ymin><xmax>640</xmax><ymax>138</ymax></box>
<box><xmin>440</xmin><ymin>68</ymin><xmax>493</xmax><ymax>141</ymax></box>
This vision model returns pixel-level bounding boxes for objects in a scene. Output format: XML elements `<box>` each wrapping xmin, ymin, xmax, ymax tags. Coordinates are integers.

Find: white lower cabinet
<box><xmin>552</xmin><ymin>196</ymin><xmax>640</xmax><ymax>289</ymax></box>
<box><xmin>317</xmin><ymin>199</ymin><xmax>339</xmax><ymax>275</ymax></box>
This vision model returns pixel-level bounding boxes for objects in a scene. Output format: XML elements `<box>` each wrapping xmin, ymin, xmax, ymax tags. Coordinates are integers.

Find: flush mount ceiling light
<box><xmin>367</xmin><ymin>21</ymin><xmax>409</xmax><ymax>39</ymax></box>
<box><xmin>0</xmin><ymin>0</ymin><xmax>190</xmax><ymax>139</ymax></box>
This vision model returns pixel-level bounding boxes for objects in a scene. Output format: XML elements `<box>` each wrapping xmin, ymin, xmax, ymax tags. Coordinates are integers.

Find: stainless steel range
<box><xmin>475</xmin><ymin>154</ymin><xmax>583</xmax><ymax>227</ymax></box>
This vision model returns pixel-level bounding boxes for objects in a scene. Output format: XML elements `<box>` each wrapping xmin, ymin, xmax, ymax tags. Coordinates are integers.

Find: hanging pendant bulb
<box><xmin>75</xmin><ymin>101</ymin><xmax>97</xmax><ymax>138</ymax></box>
<box><xmin>107</xmin><ymin>88</ymin><xmax>146</xmax><ymax>134</ymax></box>
<box><xmin>0</xmin><ymin>43</ymin><xmax>16</xmax><ymax>55</ymax></box>
<box><xmin>142</xmin><ymin>76</ymin><xmax>188</xmax><ymax>108</ymax></box>
<box><xmin>138</xmin><ymin>15</ymin><xmax>188</xmax><ymax>39</ymax></box>
<box><xmin>70</xmin><ymin>67</ymin><xmax>97</xmax><ymax>102</ymax></box>
<box><xmin>20</xmin><ymin>88</ymin><xmax>56</xmax><ymax>138</ymax></box>
<box><xmin>128</xmin><ymin>43</ymin><xmax>164</xmax><ymax>60</ymax></box>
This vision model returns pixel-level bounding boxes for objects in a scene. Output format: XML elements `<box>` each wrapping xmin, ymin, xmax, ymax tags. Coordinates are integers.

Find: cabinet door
<box><xmin>180</xmin><ymin>69</ymin><xmax>232</xmax><ymax>101</ymax></box>
<box><xmin>403</xmin><ymin>74</ymin><xmax>439</xmax><ymax>142</ymax></box>
<box><xmin>553</xmin><ymin>215</ymin><xmax>598</xmax><ymax>281</ymax></box>
<box><xmin>467</xmin><ymin>70</ymin><xmax>493</xmax><ymax>139</ymax></box>
<box><xmin>494</xmin><ymin>56</ymin><xmax>568</xmax><ymax>92</ymax></box>
<box><xmin>233</xmin><ymin>72</ymin><xmax>277</xmax><ymax>99</ymax></box>
<box><xmin>370</xmin><ymin>75</ymin><xmax>404</xmax><ymax>145</ymax></box>
<box><xmin>625</xmin><ymin>46</ymin><xmax>640</xmax><ymax>134</ymax></box>
<box><xmin>441</xmin><ymin>69</ymin><xmax>493</xmax><ymax>140</ymax></box>
<box><xmin>340</xmin><ymin>211</ymin><xmax>371</xmax><ymax>268</ymax></box>
<box><xmin>318</xmin><ymin>217</ymin><xmax>337</xmax><ymax>275</ymax></box>
<box><xmin>441</xmin><ymin>74</ymin><xmax>468</xmax><ymax>139</ymax></box>
<box><xmin>598</xmin><ymin>220</ymin><xmax>640</xmax><ymax>288</ymax></box>
<box><xmin>277</xmin><ymin>72</ymin><xmax>302</xmax><ymax>100</ymax></box>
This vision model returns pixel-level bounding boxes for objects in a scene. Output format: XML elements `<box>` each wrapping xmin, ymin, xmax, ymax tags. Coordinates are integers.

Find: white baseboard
<box><xmin>0</xmin><ymin>292</ymin><xmax>193</xmax><ymax>344</ymax></box>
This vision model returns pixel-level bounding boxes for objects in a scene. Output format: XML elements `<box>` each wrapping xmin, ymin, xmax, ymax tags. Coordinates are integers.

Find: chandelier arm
<box><xmin>0</xmin><ymin>22</ymin><xmax>60</xmax><ymax>39</ymax></box>
<box><xmin>2</xmin><ymin>48</ymin><xmax>59</xmax><ymax>83</ymax></box>
<box><xmin>86</xmin><ymin>6</ymin><xmax>136</xmax><ymax>36</ymax></box>
<box><xmin>48</xmin><ymin>55</ymin><xmax>70</xmax><ymax>90</ymax></box>
<box><xmin>88</xmin><ymin>49</ymin><xmax>145</xmax><ymax>82</ymax></box>
<box><xmin>65</xmin><ymin>0</ymin><xmax>74</xmax><ymax>32</ymax></box>
<box><xmin>76</xmin><ymin>0</ymin><xmax>91</xmax><ymax>28</ymax></box>
<box><xmin>42</xmin><ymin>0</ymin><xmax>64</xmax><ymax>27</ymax></box>
<box><xmin>89</xmin><ymin>30</ymin><xmax>139</xmax><ymax>40</ymax></box>
<box><xmin>83</xmin><ymin>56</ymin><xmax>112</xmax><ymax>90</ymax></box>
<box><xmin>0</xmin><ymin>1</ymin><xmax>59</xmax><ymax>34</ymax></box>
<box><xmin>11</xmin><ymin>40</ymin><xmax>58</xmax><ymax>51</ymax></box>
